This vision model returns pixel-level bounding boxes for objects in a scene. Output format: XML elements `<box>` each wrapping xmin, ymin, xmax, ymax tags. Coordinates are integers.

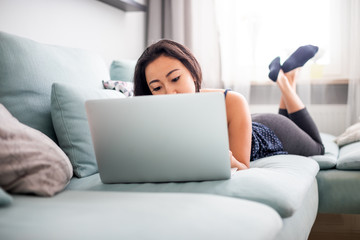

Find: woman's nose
<box><xmin>165</xmin><ymin>86</ymin><xmax>177</xmax><ymax>94</ymax></box>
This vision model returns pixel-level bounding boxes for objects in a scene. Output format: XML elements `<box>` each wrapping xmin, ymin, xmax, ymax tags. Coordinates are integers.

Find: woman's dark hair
<box><xmin>133</xmin><ymin>39</ymin><xmax>202</xmax><ymax>96</ymax></box>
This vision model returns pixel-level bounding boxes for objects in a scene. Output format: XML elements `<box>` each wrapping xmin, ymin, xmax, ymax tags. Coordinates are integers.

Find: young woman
<box><xmin>133</xmin><ymin>39</ymin><xmax>324</xmax><ymax>171</ymax></box>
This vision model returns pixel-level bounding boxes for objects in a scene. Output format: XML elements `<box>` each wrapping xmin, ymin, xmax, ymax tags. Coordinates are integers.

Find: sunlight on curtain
<box><xmin>190</xmin><ymin>0</ymin><xmax>222</xmax><ymax>89</ymax></box>
<box><xmin>346</xmin><ymin>0</ymin><xmax>360</xmax><ymax>126</ymax></box>
<box><xmin>214</xmin><ymin>0</ymin><xmax>340</xmax><ymax>100</ymax></box>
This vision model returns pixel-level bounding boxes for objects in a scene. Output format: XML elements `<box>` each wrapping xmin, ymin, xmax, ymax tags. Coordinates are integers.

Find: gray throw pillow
<box><xmin>0</xmin><ymin>104</ymin><xmax>73</xmax><ymax>197</ymax></box>
<box><xmin>335</xmin><ymin>121</ymin><xmax>360</xmax><ymax>147</ymax></box>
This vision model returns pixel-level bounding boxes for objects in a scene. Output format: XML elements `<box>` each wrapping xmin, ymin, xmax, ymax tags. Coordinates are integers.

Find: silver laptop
<box><xmin>85</xmin><ymin>92</ymin><xmax>230</xmax><ymax>183</ymax></box>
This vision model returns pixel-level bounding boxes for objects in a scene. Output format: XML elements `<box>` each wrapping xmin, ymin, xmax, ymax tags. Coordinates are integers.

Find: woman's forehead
<box><xmin>146</xmin><ymin>56</ymin><xmax>185</xmax><ymax>78</ymax></box>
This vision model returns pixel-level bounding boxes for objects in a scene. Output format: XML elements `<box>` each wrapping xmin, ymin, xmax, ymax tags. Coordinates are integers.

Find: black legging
<box><xmin>251</xmin><ymin>108</ymin><xmax>325</xmax><ymax>156</ymax></box>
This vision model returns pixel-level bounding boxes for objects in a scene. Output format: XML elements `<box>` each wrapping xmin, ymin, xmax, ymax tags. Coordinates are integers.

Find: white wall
<box><xmin>0</xmin><ymin>0</ymin><xmax>146</xmax><ymax>66</ymax></box>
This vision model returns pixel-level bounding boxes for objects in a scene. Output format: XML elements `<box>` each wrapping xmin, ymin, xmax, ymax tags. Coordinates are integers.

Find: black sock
<box><xmin>282</xmin><ymin>45</ymin><xmax>318</xmax><ymax>73</ymax></box>
<box><xmin>268</xmin><ymin>57</ymin><xmax>281</xmax><ymax>82</ymax></box>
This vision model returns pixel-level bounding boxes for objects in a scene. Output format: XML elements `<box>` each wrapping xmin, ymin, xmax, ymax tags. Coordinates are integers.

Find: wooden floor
<box><xmin>309</xmin><ymin>213</ymin><xmax>360</xmax><ymax>240</ymax></box>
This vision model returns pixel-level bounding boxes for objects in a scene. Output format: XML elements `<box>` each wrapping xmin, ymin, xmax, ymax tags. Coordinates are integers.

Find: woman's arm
<box><xmin>229</xmin><ymin>150</ymin><xmax>249</xmax><ymax>170</ymax></box>
<box><xmin>200</xmin><ymin>89</ymin><xmax>252</xmax><ymax>169</ymax></box>
<box><xmin>225</xmin><ymin>91</ymin><xmax>252</xmax><ymax>169</ymax></box>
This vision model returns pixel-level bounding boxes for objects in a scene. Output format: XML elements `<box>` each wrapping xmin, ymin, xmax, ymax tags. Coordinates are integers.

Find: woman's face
<box><xmin>145</xmin><ymin>55</ymin><xmax>196</xmax><ymax>95</ymax></box>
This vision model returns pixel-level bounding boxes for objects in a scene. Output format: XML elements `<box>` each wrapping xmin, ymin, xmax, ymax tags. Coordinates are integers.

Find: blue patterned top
<box><xmin>223</xmin><ymin>89</ymin><xmax>287</xmax><ymax>161</ymax></box>
<box><xmin>250</xmin><ymin>122</ymin><xmax>287</xmax><ymax>161</ymax></box>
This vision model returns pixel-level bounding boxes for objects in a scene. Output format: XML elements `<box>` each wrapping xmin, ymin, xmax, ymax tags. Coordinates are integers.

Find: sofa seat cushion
<box><xmin>317</xmin><ymin>169</ymin><xmax>360</xmax><ymax>214</ymax></box>
<box><xmin>275</xmin><ymin>180</ymin><xmax>318</xmax><ymax>240</ymax></box>
<box><xmin>337</xmin><ymin>141</ymin><xmax>360</xmax><ymax>170</ymax></box>
<box><xmin>0</xmin><ymin>31</ymin><xmax>109</xmax><ymax>142</ymax></box>
<box><xmin>0</xmin><ymin>191</ymin><xmax>282</xmax><ymax>240</ymax></box>
<box><xmin>67</xmin><ymin>155</ymin><xmax>319</xmax><ymax>218</ymax></box>
<box><xmin>310</xmin><ymin>133</ymin><xmax>339</xmax><ymax>169</ymax></box>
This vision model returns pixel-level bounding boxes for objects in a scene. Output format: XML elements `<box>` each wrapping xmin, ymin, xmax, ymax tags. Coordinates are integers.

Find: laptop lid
<box><xmin>85</xmin><ymin>92</ymin><xmax>230</xmax><ymax>183</ymax></box>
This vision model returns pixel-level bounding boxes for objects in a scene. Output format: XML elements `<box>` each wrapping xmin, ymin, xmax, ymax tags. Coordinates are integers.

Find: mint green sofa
<box><xmin>312</xmin><ymin>134</ymin><xmax>360</xmax><ymax>214</ymax></box>
<box><xmin>0</xmin><ymin>31</ymin><xmax>358</xmax><ymax>240</ymax></box>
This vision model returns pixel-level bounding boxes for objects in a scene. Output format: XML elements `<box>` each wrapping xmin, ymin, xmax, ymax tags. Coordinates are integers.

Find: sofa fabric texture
<box><xmin>0</xmin><ymin>188</ymin><xmax>12</xmax><ymax>207</ymax></box>
<box><xmin>337</xmin><ymin>141</ymin><xmax>360</xmax><ymax>170</ymax></box>
<box><xmin>67</xmin><ymin>155</ymin><xmax>319</xmax><ymax>218</ymax></box>
<box><xmin>0</xmin><ymin>191</ymin><xmax>283</xmax><ymax>240</ymax></box>
<box><xmin>275</xmin><ymin>180</ymin><xmax>318</xmax><ymax>240</ymax></box>
<box><xmin>317</xmin><ymin>169</ymin><xmax>360</xmax><ymax>214</ymax></box>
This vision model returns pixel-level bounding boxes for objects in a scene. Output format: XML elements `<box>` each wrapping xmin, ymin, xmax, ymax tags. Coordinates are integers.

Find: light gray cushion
<box><xmin>335</xmin><ymin>121</ymin><xmax>360</xmax><ymax>147</ymax></box>
<box><xmin>337</xmin><ymin>141</ymin><xmax>360</xmax><ymax>170</ymax></box>
<box><xmin>110</xmin><ymin>59</ymin><xmax>136</xmax><ymax>82</ymax></box>
<box><xmin>0</xmin><ymin>104</ymin><xmax>73</xmax><ymax>196</ymax></box>
<box><xmin>0</xmin><ymin>191</ymin><xmax>282</xmax><ymax>240</ymax></box>
<box><xmin>310</xmin><ymin>133</ymin><xmax>339</xmax><ymax>169</ymax></box>
<box><xmin>0</xmin><ymin>31</ymin><xmax>109</xmax><ymax>142</ymax></box>
<box><xmin>0</xmin><ymin>188</ymin><xmax>12</xmax><ymax>207</ymax></box>
<box><xmin>67</xmin><ymin>155</ymin><xmax>319</xmax><ymax>218</ymax></box>
<box><xmin>51</xmin><ymin>83</ymin><xmax>125</xmax><ymax>177</ymax></box>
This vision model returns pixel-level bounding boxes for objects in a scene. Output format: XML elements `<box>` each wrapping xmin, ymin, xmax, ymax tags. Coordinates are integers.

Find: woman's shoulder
<box><xmin>201</xmin><ymin>88</ymin><xmax>246</xmax><ymax>100</ymax></box>
<box><xmin>200</xmin><ymin>88</ymin><xmax>225</xmax><ymax>93</ymax></box>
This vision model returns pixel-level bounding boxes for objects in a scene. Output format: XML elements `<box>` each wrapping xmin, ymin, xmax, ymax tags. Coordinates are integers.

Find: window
<box><xmin>215</xmin><ymin>0</ymin><xmax>348</xmax><ymax>83</ymax></box>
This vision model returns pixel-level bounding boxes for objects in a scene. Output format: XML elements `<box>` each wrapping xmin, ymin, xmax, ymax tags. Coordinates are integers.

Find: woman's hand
<box><xmin>229</xmin><ymin>150</ymin><xmax>248</xmax><ymax>171</ymax></box>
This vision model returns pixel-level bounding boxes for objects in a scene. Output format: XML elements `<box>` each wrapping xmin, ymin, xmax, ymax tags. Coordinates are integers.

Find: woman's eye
<box><xmin>153</xmin><ymin>86</ymin><xmax>161</xmax><ymax>92</ymax></box>
<box><xmin>172</xmin><ymin>76</ymin><xmax>180</xmax><ymax>82</ymax></box>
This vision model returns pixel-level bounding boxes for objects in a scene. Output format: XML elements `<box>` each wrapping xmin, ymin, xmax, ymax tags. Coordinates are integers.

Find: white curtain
<box><xmin>214</xmin><ymin>0</ymin><xmax>339</xmax><ymax>102</ymax></box>
<box><xmin>346</xmin><ymin>0</ymin><xmax>360</xmax><ymax>126</ymax></box>
<box><xmin>214</xmin><ymin>0</ymin><xmax>255</xmax><ymax>100</ymax></box>
<box><xmin>146</xmin><ymin>0</ymin><xmax>222</xmax><ymax>89</ymax></box>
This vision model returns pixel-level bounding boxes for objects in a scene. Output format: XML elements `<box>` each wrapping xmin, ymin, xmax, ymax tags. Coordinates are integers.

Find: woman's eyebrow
<box><xmin>149</xmin><ymin>79</ymin><xmax>160</xmax><ymax>85</ymax></box>
<box><xmin>166</xmin><ymin>69</ymin><xmax>179</xmax><ymax>77</ymax></box>
<box><xmin>149</xmin><ymin>69</ymin><xmax>180</xmax><ymax>85</ymax></box>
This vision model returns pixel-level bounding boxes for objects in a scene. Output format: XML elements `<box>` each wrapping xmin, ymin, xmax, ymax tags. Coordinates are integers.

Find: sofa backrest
<box><xmin>0</xmin><ymin>31</ymin><xmax>109</xmax><ymax>142</ymax></box>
